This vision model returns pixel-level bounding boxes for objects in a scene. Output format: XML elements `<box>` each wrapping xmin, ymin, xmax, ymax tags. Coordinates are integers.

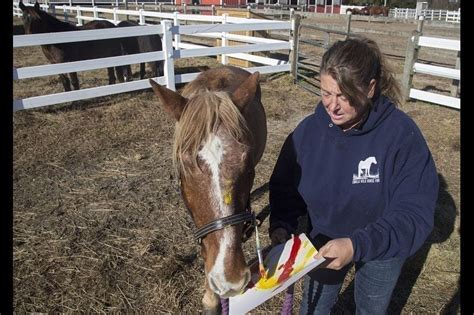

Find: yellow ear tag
<box><xmin>223</xmin><ymin>191</ymin><xmax>232</xmax><ymax>205</ymax></box>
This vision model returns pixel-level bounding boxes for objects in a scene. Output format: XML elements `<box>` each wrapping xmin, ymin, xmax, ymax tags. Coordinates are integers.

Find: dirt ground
<box><xmin>13</xmin><ymin>14</ymin><xmax>460</xmax><ymax>313</ymax></box>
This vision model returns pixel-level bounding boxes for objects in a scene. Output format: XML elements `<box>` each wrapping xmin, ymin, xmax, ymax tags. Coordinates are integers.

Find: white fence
<box><xmin>391</xmin><ymin>8</ymin><xmax>460</xmax><ymax>23</ymax></box>
<box><xmin>13</xmin><ymin>4</ymin><xmax>293</xmax><ymax>111</ymax></box>
<box><xmin>402</xmin><ymin>23</ymin><xmax>460</xmax><ymax>110</ymax></box>
<box><xmin>339</xmin><ymin>5</ymin><xmax>460</xmax><ymax>23</ymax></box>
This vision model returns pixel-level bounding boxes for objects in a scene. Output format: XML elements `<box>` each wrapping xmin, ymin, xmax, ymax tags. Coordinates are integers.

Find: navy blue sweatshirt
<box><xmin>269</xmin><ymin>96</ymin><xmax>439</xmax><ymax>262</ymax></box>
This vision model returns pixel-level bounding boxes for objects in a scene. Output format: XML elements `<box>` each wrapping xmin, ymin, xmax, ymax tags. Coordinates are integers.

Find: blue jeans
<box><xmin>299</xmin><ymin>257</ymin><xmax>405</xmax><ymax>315</ymax></box>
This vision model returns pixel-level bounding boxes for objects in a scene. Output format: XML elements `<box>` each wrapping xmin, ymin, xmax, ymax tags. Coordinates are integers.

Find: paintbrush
<box><xmin>254</xmin><ymin>224</ymin><xmax>267</xmax><ymax>279</ymax></box>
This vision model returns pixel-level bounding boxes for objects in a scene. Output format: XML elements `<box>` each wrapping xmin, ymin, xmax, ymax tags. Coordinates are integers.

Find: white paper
<box><xmin>228</xmin><ymin>233</ymin><xmax>325</xmax><ymax>314</ymax></box>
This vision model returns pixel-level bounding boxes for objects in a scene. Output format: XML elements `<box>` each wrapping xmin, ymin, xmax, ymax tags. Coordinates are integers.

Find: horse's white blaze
<box><xmin>209</xmin><ymin>229</ymin><xmax>235</xmax><ymax>294</ymax></box>
<box><xmin>199</xmin><ymin>134</ymin><xmax>236</xmax><ymax>294</ymax></box>
<box><xmin>199</xmin><ymin>134</ymin><xmax>225</xmax><ymax>214</ymax></box>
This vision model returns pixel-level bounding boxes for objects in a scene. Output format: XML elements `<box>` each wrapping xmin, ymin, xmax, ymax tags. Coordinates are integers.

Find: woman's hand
<box><xmin>314</xmin><ymin>238</ymin><xmax>354</xmax><ymax>270</ymax></box>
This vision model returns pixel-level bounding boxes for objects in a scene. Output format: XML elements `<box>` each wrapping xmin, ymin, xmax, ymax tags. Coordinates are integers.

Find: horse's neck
<box><xmin>42</xmin><ymin>13</ymin><xmax>77</xmax><ymax>32</ymax></box>
<box><xmin>242</xmin><ymin>99</ymin><xmax>267</xmax><ymax>167</ymax></box>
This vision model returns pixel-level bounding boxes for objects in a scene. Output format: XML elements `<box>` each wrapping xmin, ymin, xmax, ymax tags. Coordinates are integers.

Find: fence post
<box><xmin>324</xmin><ymin>31</ymin><xmax>330</xmax><ymax>48</ymax></box>
<box><xmin>139</xmin><ymin>8</ymin><xmax>145</xmax><ymax>24</ymax></box>
<box><xmin>63</xmin><ymin>5</ymin><xmax>68</xmax><ymax>22</ymax></box>
<box><xmin>125</xmin><ymin>0</ymin><xmax>129</xmax><ymax>20</ymax></box>
<box><xmin>113</xmin><ymin>7</ymin><xmax>118</xmax><ymax>23</ymax></box>
<box><xmin>93</xmin><ymin>6</ymin><xmax>98</xmax><ymax>19</ymax></box>
<box><xmin>401</xmin><ymin>16</ymin><xmax>424</xmax><ymax>102</ymax></box>
<box><xmin>451</xmin><ymin>50</ymin><xmax>460</xmax><ymax>97</ymax></box>
<box><xmin>173</xmin><ymin>11</ymin><xmax>180</xmax><ymax>50</ymax></box>
<box><xmin>161</xmin><ymin>20</ymin><xmax>176</xmax><ymax>90</ymax></box>
<box><xmin>76</xmin><ymin>6</ymin><xmax>83</xmax><ymax>26</ymax></box>
<box><xmin>345</xmin><ymin>12</ymin><xmax>351</xmax><ymax>39</ymax></box>
<box><xmin>212</xmin><ymin>4</ymin><xmax>215</xmax><ymax>15</ymax></box>
<box><xmin>221</xmin><ymin>13</ymin><xmax>228</xmax><ymax>65</ymax></box>
<box><xmin>159</xmin><ymin>3</ymin><xmax>162</xmax><ymax>12</ymax></box>
<box><xmin>290</xmin><ymin>14</ymin><xmax>301</xmax><ymax>82</ymax></box>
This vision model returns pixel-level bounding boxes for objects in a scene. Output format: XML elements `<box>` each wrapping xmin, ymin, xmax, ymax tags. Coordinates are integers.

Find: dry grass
<box><xmin>13</xmin><ymin>15</ymin><xmax>459</xmax><ymax>313</ymax></box>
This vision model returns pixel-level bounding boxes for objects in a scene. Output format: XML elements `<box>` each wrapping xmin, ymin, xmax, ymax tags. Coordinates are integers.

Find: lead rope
<box><xmin>281</xmin><ymin>284</ymin><xmax>294</xmax><ymax>315</ymax></box>
<box><xmin>220</xmin><ymin>297</ymin><xmax>229</xmax><ymax>315</ymax></box>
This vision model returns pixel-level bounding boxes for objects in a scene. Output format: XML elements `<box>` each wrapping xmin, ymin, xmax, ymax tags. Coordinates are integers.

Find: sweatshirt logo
<box><xmin>352</xmin><ymin>156</ymin><xmax>380</xmax><ymax>184</ymax></box>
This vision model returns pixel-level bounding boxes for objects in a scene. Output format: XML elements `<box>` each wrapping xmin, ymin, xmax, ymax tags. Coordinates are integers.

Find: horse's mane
<box><xmin>173</xmin><ymin>89</ymin><xmax>250</xmax><ymax>178</ymax></box>
<box><xmin>31</xmin><ymin>7</ymin><xmax>77</xmax><ymax>32</ymax></box>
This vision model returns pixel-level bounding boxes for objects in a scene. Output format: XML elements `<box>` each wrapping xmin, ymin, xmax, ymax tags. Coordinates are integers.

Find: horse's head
<box><xmin>149</xmin><ymin>72</ymin><xmax>261</xmax><ymax>298</ymax></box>
<box><xmin>19</xmin><ymin>1</ymin><xmax>44</xmax><ymax>34</ymax></box>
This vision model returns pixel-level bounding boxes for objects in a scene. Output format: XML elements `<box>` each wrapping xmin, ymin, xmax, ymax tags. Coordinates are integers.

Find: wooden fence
<box><xmin>402</xmin><ymin>17</ymin><xmax>460</xmax><ymax>109</ymax></box>
<box><xmin>13</xmin><ymin>3</ymin><xmax>293</xmax><ymax>111</ymax></box>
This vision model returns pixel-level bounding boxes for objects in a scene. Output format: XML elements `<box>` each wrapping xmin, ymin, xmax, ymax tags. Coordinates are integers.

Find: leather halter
<box><xmin>194</xmin><ymin>205</ymin><xmax>257</xmax><ymax>244</ymax></box>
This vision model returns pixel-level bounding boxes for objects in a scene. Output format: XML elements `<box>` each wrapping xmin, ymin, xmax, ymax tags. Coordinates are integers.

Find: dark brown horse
<box><xmin>346</xmin><ymin>7</ymin><xmax>369</xmax><ymax>15</ymax></box>
<box><xmin>116</xmin><ymin>20</ymin><xmax>164</xmax><ymax>81</ymax></box>
<box><xmin>19</xmin><ymin>0</ymin><xmax>124</xmax><ymax>91</ymax></box>
<box><xmin>149</xmin><ymin>65</ymin><xmax>267</xmax><ymax>314</ymax></box>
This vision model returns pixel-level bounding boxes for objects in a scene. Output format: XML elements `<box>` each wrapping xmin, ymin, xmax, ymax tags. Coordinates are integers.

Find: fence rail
<box><xmin>402</xmin><ymin>18</ymin><xmax>460</xmax><ymax>110</ymax></box>
<box><xmin>13</xmin><ymin>3</ymin><xmax>293</xmax><ymax>111</ymax></box>
<box><xmin>391</xmin><ymin>7</ymin><xmax>460</xmax><ymax>23</ymax></box>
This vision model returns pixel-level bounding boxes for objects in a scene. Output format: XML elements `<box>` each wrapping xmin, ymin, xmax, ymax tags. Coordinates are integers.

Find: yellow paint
<box><xmin>223</xmin><ymin>191</ymin><xmax>232</xmax><ymax>205</ymax></box>
<box><xmin>292</xmin><ymin>246</ymin><xmax>316</xmax><ymax>274</ymax></box>
<box><xmin>255</xmin><ymin>274</ymin><xmax>280</xmax><ymax>290</ymax></box>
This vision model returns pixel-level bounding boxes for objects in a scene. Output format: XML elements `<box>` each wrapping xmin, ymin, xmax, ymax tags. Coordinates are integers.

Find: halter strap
<box><xmin>194</xmin><ymin>211</ymin><xmax>255</xmax><ymax>244</ymax></box>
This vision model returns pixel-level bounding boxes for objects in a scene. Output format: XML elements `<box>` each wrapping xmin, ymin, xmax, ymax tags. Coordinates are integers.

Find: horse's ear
<box><xmin>34</xmin><ymin>1</ymin><xmax>40</xmax><ymax>10</ymax></box>
<box><xmin>19</xmin><ymin>0</ymin><xmax>26</xmax><ymax>11</ymax></box>
<box><xmin>149</xmin><ymin>79</ymin><xmax>187</xmax><ymax>121</ymax></box>
<box><xmin>231</xmin><ymin>71</ymin><xmax>260</xmax><ymax>111</ymax></box>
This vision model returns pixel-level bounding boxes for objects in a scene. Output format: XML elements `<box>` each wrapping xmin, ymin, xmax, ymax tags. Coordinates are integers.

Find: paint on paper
<box><xmin>228</xmin><ymin>233</ymin><xmax>325</xmax><ymax>314</ymax></box>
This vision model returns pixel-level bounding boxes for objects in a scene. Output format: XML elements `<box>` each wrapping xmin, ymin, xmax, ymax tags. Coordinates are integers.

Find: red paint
<box><xmin>276</xmin><ymin>235</ymin><xmax>301</xmax><ymax>283</ymax></box>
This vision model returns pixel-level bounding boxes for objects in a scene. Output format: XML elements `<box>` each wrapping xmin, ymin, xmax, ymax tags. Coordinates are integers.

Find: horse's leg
<box><xmin>59</xmin><ymin>74</ymin><xmax>71</xmax><ymax>92</ymax></box>
<box><xmin>125</xmin><ymin>65</ymin><xmax>132</xmax><ymax>81</ymax></box>
<box><xmin>202</xmin><ymin>280</ymin><xmax>220</xmax><ymax>315</ymax></box>
<box><xmin>70</xmin><ymin>72</ymin><xmax>80</xmax><ymax>90</ymax></box>
<box><xmin>115</xmin><ymin>66</ymin><xmax>125</xmax><ymax>83</ymax></box>
<box><xmin>107</xmin><ymin>67</ymin><xmax>116</xmax><ymax>85</ymax></box>
<box><xmin>118</xmin><ymin>65</ymin><xmax>132</xmax><ymax>82</ymax></box>
<box><xmin>140</xmin><ymin>63</ymin><xmax>146</xmax><ymax>80</ymax></box>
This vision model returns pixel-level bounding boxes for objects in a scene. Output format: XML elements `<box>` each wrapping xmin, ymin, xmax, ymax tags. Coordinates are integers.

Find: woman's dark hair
<box><xmin>320</xmin><ymin>36</ymin><xmax>402</xmax><ymax>108</ymax></box>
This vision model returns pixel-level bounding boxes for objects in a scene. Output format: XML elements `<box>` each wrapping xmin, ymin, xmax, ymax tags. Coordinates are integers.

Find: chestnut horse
<box><xmin>149</xmin><ymin>65</ymin><xmax>267</xmax><ymax>313</ymax></box>
<box><xmin>366</xmin><ymin>5</ymin><xmax>390</xmax><ymax>16</ymax></box>
<box><xmin>19</xmin><ymin>0</ymin><xmax>124</xmax><ymax>91</ymax></box>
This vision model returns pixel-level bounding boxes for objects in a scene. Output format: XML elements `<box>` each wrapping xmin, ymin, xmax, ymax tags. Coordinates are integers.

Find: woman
<box><xmin>268</xmin><ymin>36</ymin><xmax>439</xmax><ymax>314</ymax></box>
